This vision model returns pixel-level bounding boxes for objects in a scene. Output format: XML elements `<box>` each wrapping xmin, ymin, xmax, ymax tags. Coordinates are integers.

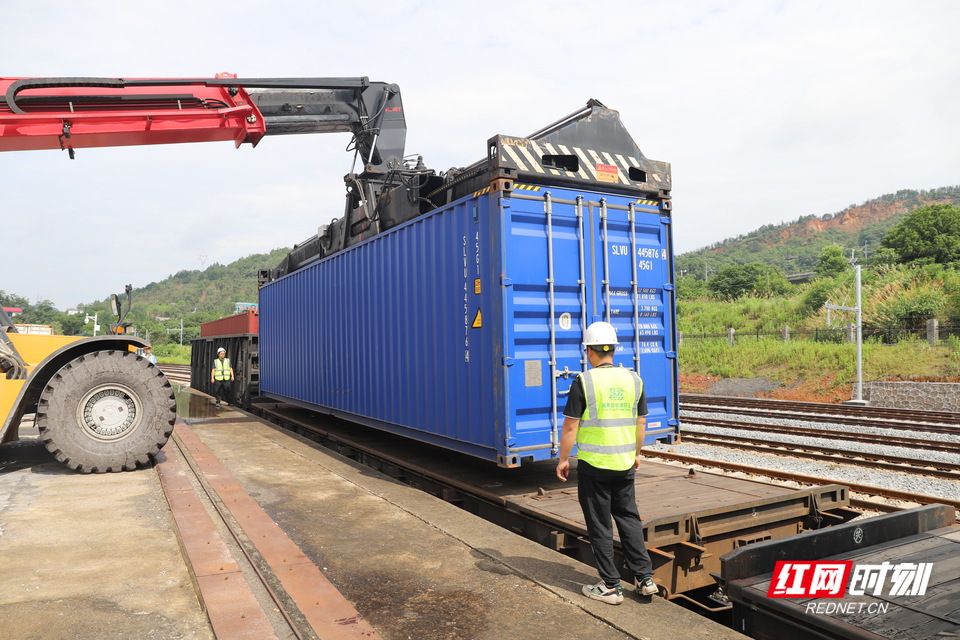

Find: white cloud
<box><xmin>2</xmin><ymin>0</ymin><xmax>958</xmax><ymax>308</ymax></box>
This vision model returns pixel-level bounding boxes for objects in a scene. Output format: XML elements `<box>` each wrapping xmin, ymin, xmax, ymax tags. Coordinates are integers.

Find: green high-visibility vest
<box><xmin>214</xmin><ymin>358</ymin><xmax>231</xmax><ymax>381</ymax></box>
<box><xmin>575</xmin><ymin>366</ymin><xmax>643</xmax><ymax>471</ymax></box>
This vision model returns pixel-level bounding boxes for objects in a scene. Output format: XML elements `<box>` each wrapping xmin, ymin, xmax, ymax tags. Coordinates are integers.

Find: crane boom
<box><xmin>1</xmin><ymin>75</ymin><xmax>429</xmax><ymax>268</ymax></box>
<box><xmin>0</xmin><ymin>75</ymin><xmax>405</xmax><ymax>173</ymax></box>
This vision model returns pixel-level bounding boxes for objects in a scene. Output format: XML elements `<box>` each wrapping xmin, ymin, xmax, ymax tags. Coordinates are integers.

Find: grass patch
<box><xmin>154</xmin><ymin>343</ymin><xmax>191</xmax><ymax>365</ymax></box>
<box><xmin>679</xmin><ymin>338</ymin><xmax>960</xmax><ymax>392</ymax></box>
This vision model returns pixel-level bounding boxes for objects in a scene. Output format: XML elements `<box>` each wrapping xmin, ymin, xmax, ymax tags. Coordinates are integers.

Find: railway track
<box><xmin>666</xmin><ymin>395</ymin><xmax>960</xmax><ymax>521</ymax></box>
<box><xmin>159</xmin><ymin>423</ymin><xmax>380</xmax><ymax>640</ymax></box>
<box><xmin>641</xmin><ymin>449</ymin><xmax>960</xmax><ymax>521</ymax></box>
<box><xmin>158</xmin><ymin>363</ymin><xmax>191</xmax><ymax>386</ymax></box>
<box><xmin>682</xmin><ymin>416</ymin><xmax>960</xmax><ymax>451</ymax></box>
<box><xmin>681</xmin><ymin>393</ymin><xmax>960</xmax><ymax>427</ymax></box>
<box><xmin>677</xmin><ymin>430</ymin><xmax>960</xmax><ymax>480</ymax></box>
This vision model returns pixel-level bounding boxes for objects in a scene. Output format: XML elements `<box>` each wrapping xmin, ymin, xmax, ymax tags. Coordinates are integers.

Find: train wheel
<box><xmin>36</xmin><ymin>350</ymin><xmax>175</xmax><ymax>473</ymax></box>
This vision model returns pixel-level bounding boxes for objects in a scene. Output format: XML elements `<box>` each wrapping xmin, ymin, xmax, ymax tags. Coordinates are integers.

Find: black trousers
<box><xmin>578</xmin><ymin>468</ymin><xmax>654</xmax><ymax>586</ymax></box>
<box><xmin>212</xmin><ymin>380</ymin><xmax>233</xmax><ymax>404</ymax></box>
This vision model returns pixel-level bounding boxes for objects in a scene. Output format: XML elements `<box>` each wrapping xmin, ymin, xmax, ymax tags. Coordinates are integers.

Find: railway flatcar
<box><xmin>721</xmin><ymin>504</ymin><xmax>960</xmax><ymax>639</ymax></box>
<box><xmin>190</xmin><ymin>311</ymin><xmax>259</xmax><ymax>408</ymax></box>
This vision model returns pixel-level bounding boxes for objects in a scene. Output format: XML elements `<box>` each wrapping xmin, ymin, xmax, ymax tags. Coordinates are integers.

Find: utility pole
<box><xmin>166</xmin><ymin>318</ymin><xmax>184</xmax><ymax>345</ymax></box>
<box><xmin>852</xmin><ymin>264</ymin><xmax>864</xmax><ymax>404</ymax></box>
<box><xmin>825</xmin><ymin>265</ymin><xmax>866</xmax><ymax>405</ymax></box>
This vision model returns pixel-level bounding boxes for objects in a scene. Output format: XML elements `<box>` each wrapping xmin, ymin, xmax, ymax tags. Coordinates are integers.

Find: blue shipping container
<box><xmin>259</xmin><ymin>181</ymin><xmax>678</xmax><ymax>467</ymax></box>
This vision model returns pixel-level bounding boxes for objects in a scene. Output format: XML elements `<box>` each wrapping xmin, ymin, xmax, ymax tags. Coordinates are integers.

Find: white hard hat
<box><xmin>583</xmin><ymin>321</ymin><xmax>619</xmax><ymax>348</ymax></box>
<box><xmin>217</xmin><ymin>347</ymin><xmax>226</xmax><ymax>353</ymax></box>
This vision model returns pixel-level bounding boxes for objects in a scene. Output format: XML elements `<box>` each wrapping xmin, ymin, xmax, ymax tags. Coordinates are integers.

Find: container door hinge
<box><xmin>501</xmin><ymin>276</ymin><xmax>513</xmax><ymax>287</ymax></box>
<box><xmin>666</xmin><ymin>351</ymin><xmax>677</xmax><ymax>359</ymax></box>
<box><xmin>660</xmin><ymin>216</ymin><xmax>672</xmax><ymax>224</ymax></box>
<box><xmin>663</xmin><ymin>283</ymin><xmax>675</xmax><ymax>291</ymax></box>
<box><xmin>499</xmin><ymin>197</ymin><xmax>512</xmax><ymax>208</ymax></box>
<box><xmin>667</xmin><ymin>418</ymin><xmax>680</xmax><ymax>426</ymax></box>
<box><xmin>502</xmin><ymin>357</ymin><xmax>515</xmax><ymax>367</ymax></box>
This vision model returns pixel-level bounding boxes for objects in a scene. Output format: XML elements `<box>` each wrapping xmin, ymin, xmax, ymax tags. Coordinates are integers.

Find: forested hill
<box><xmin>133</xmin><ymin>247</ymin><xmax>291</xmax><ymax>321</ymax></box>
<box><xmin>1</xmin><ymin>247</ymin><xmax>290</xmax><ymax>339</ymax></box>
<box><xmin>676</xmin><ymin>186</ymin><xmax>960</xmax><ymax>278</ymax></box>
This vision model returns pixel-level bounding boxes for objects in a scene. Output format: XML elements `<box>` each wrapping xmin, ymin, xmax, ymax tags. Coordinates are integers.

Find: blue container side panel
<box><xmin>259</xmin><ymin>195</ymin><xmax>505</xmax><ymax>460</ymax></box>
<box><xmin>502</xmin><ymin>186</ymin><xmax>678</xmax><ymax>459</ymax></box>
<box><xmin>260</xmin><ymin>181</ymin><xmax>678</xmax><ymax>466</ymax></box>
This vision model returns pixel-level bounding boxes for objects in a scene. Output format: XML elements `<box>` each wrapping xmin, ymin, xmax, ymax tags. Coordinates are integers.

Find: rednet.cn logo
<box><xmin>768</xmin><ymin>561</ymin><xmax>933</xmax><ymax>599</ymax></box>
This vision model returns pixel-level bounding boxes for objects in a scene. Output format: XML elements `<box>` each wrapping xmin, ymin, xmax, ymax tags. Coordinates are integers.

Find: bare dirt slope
<box><xmin>681</xmin><ymin>374</ymin><xmax>854</xmax><ymax>403</ymax></box>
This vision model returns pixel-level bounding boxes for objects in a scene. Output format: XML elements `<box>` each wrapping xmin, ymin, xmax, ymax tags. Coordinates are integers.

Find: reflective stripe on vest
<box><xmin>576</xmin><ymin>366</ymin><xmax>642</xmax><ymax>471</ymax></box>
<box><xmin>214</xmin><ymin>358</ymin><xmax>231</xmax><ymax>381</ymax></box>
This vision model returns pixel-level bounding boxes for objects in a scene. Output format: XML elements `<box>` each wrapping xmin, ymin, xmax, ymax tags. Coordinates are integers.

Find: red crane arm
<box><xmin>0</xmin><ymin>76</ymin><xmax>266</xmax><ymax>155</ymax></box>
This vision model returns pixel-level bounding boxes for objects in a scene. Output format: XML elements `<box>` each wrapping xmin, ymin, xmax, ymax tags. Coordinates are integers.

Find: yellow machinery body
<box><xmin>1</xmin><ymin>333</ymin><xmax>145</xmax><ymax>445</ymax></box>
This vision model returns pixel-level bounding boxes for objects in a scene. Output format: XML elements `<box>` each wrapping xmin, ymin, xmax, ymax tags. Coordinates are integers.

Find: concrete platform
<box><xmin>0</xmin><ymin>419</ymin><xmax>213</xmax><ymax>640</ymax></box>
<box><xmin>0</xmin><ymin>400</ymin><xmax>749</xmax><ymax>640</ymax></box>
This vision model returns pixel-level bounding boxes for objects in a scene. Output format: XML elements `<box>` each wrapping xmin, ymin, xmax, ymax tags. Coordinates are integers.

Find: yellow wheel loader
<box><xmin>0</xmin><ymin>73</ymin><xmax>412</xmax><ymax>471</ymax></box>
<box><xmin>1</xmin><ymin>298</ymin><xmax>175</xmax><ymax>472</ymax></box>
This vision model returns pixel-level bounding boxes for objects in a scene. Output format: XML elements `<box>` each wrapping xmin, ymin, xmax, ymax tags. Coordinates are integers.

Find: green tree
<box><xmin>708</xmin><ymin>263</ymin><xmax>791</xmax><ymax>300</ymax></box>
<box><xmin>0</xmin><ymin>290</ymin><xmax>30</xmax><ymax>309</ymax></box>
<box><xmin>676</xmin><ymin>274</ymin><xmax>708</xmax><ymax>299</ymax></box>
<box><xmin>800</xmin><ymin>279</ymin><xmax>836</xmax><ymax>315</ymax></box>
<box><xmin>867</xmin><ymin>246</ymin><xmax>900</xmax><ymax>266</ymax></box>
<box><xmin>814</xmin><ymin>244</ymin><xmax>850</xmax><ymax>279</ymax></box>
<box><xmin>880</xmin><ymin>203</ymin><xmax>960</xmax><ymax>264</ymax></box>
<box><xmin>59</xmin><ymin>314</ymin><xmax>86</xmax><ymax>336</ymax></box>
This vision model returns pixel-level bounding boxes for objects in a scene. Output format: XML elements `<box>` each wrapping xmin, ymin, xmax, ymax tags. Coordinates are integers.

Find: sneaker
<box><xmin>636</xmin><ymin>575</ymin><xmax>658</xmax><ymax>596</ymax></box>
<box><xmin>582</xmin><ymin>581</ymin><xmax>623</xmax><ymax>605</ymax></box>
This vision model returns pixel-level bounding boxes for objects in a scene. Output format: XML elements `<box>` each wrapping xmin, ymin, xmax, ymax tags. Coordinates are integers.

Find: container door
<box><xmin>584</xmin><ymin>197</ymin><xmax>678</xmax><ymax>446</ymax></box>
<box><xmin>502</xmin><ymin>187</ymin><xmax>677</xmax><ymax>464</ymax></box>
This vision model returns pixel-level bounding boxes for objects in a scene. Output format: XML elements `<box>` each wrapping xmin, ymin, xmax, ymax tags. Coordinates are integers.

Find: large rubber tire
<box><xmin>36</xmin><ymin>350</ymin><xmax>176</xmax><ymax>473</ymax></box>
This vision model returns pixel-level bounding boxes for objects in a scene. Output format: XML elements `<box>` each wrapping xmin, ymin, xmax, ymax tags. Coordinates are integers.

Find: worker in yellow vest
<box><xmin>210</xmin><ymin>347</ymin><xmax>235</xmax><ymax>408</ymax></box>
<box><xmin>556</xmin><ymin>321</ymin><xmax>658</xmax><ymax>605</ymax></box>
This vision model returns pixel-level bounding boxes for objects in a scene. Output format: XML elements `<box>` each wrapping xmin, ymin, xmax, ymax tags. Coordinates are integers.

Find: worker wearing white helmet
<box><xmin>556</xmin><ymin>321</ymin><xmax>658</xmax><ymax>604</ymax></box>
<box><xmin>210</xmin><ymin>346</ymin><xmax>235</xmax><ymax>408</ymax></box>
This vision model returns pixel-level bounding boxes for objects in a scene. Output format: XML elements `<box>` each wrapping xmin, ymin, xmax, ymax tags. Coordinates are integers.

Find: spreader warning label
<box><xmin>596</xmin><ymin>163</ymin><xmax>619</xmax><ymax>183</ymax></box>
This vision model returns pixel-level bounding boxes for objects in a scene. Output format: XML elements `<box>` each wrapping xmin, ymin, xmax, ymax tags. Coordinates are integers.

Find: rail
<box><xmin>157</xmin><ymin>421</ymin><xmax>382</xmax><ymax>640</ymax></box>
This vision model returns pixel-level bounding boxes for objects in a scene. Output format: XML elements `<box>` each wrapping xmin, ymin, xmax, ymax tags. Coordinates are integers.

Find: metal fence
<box><xmin>679</xmin><ymin>321</ymin><xmax>960</xmax><ymax>346</ymax></box>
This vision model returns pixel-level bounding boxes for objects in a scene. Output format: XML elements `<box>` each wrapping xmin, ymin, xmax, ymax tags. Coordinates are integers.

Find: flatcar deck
<box><xmin>248</xmin><ymin>398</ymin><xmax>857</xmax><ymax>603</ymax></box>
<box><xmin>721</xmin><ymin>505</ymin><xmax>960</xmax><ymax>639</ymax></box>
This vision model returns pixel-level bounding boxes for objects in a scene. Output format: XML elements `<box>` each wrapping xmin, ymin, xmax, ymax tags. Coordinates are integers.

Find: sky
<box><xmin>3</xmin><ymin>0</ymin><xmax>958</xmax><ymax>310</ymax></box>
